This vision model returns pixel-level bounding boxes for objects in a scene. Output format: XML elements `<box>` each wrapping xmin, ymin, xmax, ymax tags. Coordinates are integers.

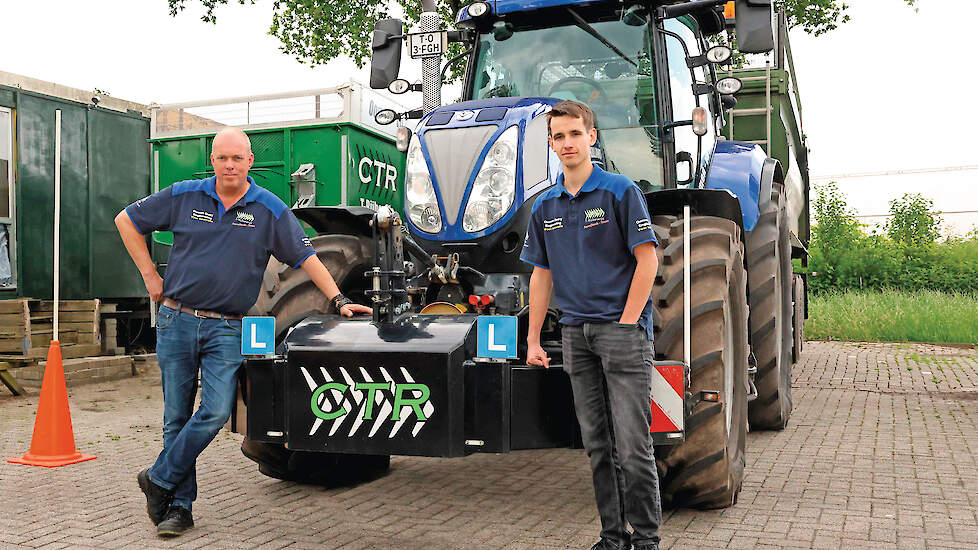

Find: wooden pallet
<box><xmin>0</xmin><ymin>299</ymin><xmax>101</xmax><ymax>358</ymax></box>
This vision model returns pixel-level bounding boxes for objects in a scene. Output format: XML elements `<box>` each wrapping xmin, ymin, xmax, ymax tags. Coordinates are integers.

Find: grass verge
<box><xmin>807</xmin><ymin>289</ymin><xmax>978</xmax><ymax>344</ymax></box>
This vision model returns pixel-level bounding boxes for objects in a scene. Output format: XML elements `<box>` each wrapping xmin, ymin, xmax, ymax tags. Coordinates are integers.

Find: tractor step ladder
<box><xmin>727</xmin><ymin>63</ymin><xmax>772</xmax><ymax>155</ymax></box>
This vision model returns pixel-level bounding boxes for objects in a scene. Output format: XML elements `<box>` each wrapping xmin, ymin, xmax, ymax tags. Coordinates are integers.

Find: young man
<box><xmin>115</xmin><ymin>127</ymin><xmax>370</xmax><ymax>537</ymax></box>
<box><xmin>521</xmin><ymin>101</ymin><xmax>661</xmax><ymax>550</ymax></box>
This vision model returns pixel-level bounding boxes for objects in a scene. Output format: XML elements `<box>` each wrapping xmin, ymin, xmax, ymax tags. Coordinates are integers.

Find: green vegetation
<box><xmin>808</xmin><ymin>289</ymin><xmax>978</xmax><ymax>344</ymax></box>
<box><xmin>805</xmin><ymin>183</ymin><xmax>978</xmax><ymax>343</ymax></box>
<box><xmin>806</xmin><ymin>183</ymin><xmax>978</xmax><ymax>294</ymax></box>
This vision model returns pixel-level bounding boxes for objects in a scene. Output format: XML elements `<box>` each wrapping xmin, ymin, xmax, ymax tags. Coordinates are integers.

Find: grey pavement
<box><xmin>1</xmin><ymin>341</ymin><xmax>976</xmax><ymax>549</ymax></box>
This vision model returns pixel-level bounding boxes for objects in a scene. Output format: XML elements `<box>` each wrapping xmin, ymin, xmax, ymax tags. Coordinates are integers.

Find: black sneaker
<box><xmin>591</xmin><ymin>539</ymin><xmax>630</xmax><ymax>550</ymax></box>
<box><xmin>633</xmin><ymin>543</ymin><xmax>659</xmax><ymax>550</ymax></box>
<box><xmin>157</xmin><ymin>506</ymin><xmax>194</xmax><ymax>537</ymax></box>
<box><xmin>136</xmin><ymin>469</ymin><xmax>173</xmax><ymax>525</ymax></box>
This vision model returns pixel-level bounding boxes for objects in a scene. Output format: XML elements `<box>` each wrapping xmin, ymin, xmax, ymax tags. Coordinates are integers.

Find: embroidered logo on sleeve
<box><xmin>232</xmin><ymin>211</ymin><xmax>256</xmax><ymax>228</ymax></box>
<box><xmin>135</xmin><ymin>196</ymin><xmax>150</xmax><ymax>207</ymax></box>
<box><xmin>543</xmin><ymin>217</ymin><xmax>563</xmax><ymax>231</ymax></box>
<box><xmin>191</xmin><ymin>209</ymin><xmax>215</xmax><ymax>223</ymax></box>
<box><xmin>524</xmin><ymin>231</ymin><xmax>530</xmax><ymax>247</ymax></box>
<box><xmin>635</xmin><ymin>218</ymin><xmax>652</xmax><ymax>232</ymax></box>
<box><xmin>301</xmin><ymin>237</ymin><xmax>312</xmax><ymax>247</ymax></box>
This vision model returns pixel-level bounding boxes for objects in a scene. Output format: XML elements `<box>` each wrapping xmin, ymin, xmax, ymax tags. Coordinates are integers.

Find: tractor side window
<box><xmin>663</xmin><ymin>25</ymin><xmax>698</xmax><ymax>185</ymax></box>
<box><xmin>664</xmin><ymin>19</ymin><xmax>716</xmax><ymax>186</ymax></box>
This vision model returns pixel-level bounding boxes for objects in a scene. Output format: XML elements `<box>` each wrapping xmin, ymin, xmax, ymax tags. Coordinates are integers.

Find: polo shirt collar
<box><xmin>203</xmin><ymin>175</ymin><xmax>258</xmax><ymax>207</ymax></box>
<box><xmin>555</xmin><ymin>163</ymin><xmax>604</xmax><ymax>198</ymax></box>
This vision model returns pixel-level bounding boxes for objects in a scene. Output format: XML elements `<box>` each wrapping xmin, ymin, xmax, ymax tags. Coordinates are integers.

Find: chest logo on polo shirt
<box><xmin>191</xmin><ymin>209</ymin><xmax>214</xmax><ymax>223</ymax></box>
<box><xmin>233</xmin><ymin>211</ymin><xmax>256</xmax><ymax>228</ymax></box>
<box><xmin>584</xmin><ymin>208</ymin><xmax>609</xmax><ymax>229</ymax></box>
<box><xmin>543</xmin><ymin>217</ymin><xmax>563</xmax><ymax>231</ymax></box>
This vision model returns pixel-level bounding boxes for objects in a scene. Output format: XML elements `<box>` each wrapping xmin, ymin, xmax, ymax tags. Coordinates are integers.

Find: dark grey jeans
<box><xmin>562</xmin><ymin>322</ymin><xmax>662</xmax><ymax>549</ymax></box>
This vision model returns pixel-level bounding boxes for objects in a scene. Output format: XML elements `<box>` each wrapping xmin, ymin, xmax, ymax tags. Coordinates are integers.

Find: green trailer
<box><xmin>149</xmin><ymin>82</ymin><xmax>409</xmax><ymax>253</ymax></box>
<box><xmin>723</xmin><ymin>13</ymin><xmax>811</xmax><ymax>254</ymax></box>
<box><xmin>0</xmin><ymin>76</ymin><xmax>151</xmax><ymax>302</ymax></box>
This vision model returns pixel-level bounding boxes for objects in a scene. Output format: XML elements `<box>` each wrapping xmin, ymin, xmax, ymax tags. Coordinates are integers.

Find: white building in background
<box><xmin>813</xmin><ymin>166</ymin><xmax>978</xmax><ymax>238</ymax></box>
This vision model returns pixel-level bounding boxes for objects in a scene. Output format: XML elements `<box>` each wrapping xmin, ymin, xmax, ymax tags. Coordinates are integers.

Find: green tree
<box><xmin>166</xmin><ymin>0</ymin><xmax>918</xmax><ymax>67</ymax></box>
<box><xmin>885</xmin><ymin>193</ymin><xmax>942</xmax><ymax>247</ymax></box>
<box><xmin>167</xmin><ymin>0</ymin><xmax>464</xmax><ymax>68</ymax></box>
<box><xmin>810</xmin><ymin>181</ymin><xmax>862</xmax><ymax>269</ymax></box>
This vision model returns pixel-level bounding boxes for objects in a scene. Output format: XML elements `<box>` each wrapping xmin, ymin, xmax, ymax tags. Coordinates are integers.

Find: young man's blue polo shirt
<box><xmin>520</xmin><ymin>164</ymin><xmax>658</xmax><ymax>338</ymax></box>
<box><xmin>125</xmin><ymin>176</ymin><xmax>316</xmax><ymax>315</ymax></box>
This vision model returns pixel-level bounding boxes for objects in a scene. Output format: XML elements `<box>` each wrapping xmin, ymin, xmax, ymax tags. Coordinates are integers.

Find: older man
<box><xmin>115</xmin><ymin>127</ymin><xmax>370</xmax><ymax>537</ymax></box>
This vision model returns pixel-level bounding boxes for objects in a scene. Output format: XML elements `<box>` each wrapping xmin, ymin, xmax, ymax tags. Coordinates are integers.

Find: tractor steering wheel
<box><xmin>547</xmin><ymin>76</ymin><xmax>607</xmax><ymax>103</ymax></box>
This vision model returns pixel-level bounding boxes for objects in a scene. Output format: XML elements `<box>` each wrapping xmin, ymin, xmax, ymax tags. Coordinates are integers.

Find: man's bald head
<box><xmin>212</xmin><ymin>127</ymin><xmax>252</xmax><ymax>154</ymax></box>
<box><xmin>211</xmin><ymin>127</ymin><xmax>254</xmax><ymax>189</ymax></box>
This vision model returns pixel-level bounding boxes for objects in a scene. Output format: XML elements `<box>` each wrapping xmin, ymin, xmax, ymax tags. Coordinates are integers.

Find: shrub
<box><xmin>806</xmin><ymin>184</ymin><xmax>978</xmax><ymax>294</ymax></box>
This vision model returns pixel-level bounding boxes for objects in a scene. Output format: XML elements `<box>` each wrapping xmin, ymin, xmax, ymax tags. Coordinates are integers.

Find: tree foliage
<box><xmin>167</xmin><ymin>0</ymin><xmax>918</xmax><ymax>68</ymax></box>
<box><xmin>885</xmin><ymin>193</ymin><xmax>942</xmax><ymax>247</ymax></box>
<box><xmin>167</xmin><ymin>0</ymin><xmax>464</xmax><ymax>67</ymax></box>
<box><xmin>805</xmin><ymin>183</ymin><xmax>976</xmax><ymax>295</ymax></box>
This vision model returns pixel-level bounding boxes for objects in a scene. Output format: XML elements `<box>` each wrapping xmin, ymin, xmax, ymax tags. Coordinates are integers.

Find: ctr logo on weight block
<box><xmin>301</xmin><ymin>365</ymin><xmax>434</xmax><ymax>439</ymax></box>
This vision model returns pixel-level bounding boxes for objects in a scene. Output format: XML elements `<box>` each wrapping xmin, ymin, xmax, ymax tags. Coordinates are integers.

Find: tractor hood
<box><xmin>406</xmin><ymin>97</ymin><xmax>563</xmax><ymax>241</ymax></box>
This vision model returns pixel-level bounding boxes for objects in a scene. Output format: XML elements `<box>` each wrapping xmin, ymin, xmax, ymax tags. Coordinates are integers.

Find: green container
<box><xmin>722</xmin><ymin>63</ymin><xmax>811</xmax><ymax>248</ymax></box>
<box><xmin>149</xmin><ymin>84</ymin><xmax>407</xmax><ymax>248</ymax></box>
<box><xmin>0</xmin><ymin>84</ymin><xmax>151</xmax><ymax>301</ymax></box>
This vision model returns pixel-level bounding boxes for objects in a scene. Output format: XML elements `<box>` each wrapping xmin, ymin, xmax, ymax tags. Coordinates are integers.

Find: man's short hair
<box><xmin>547</xmin><ymin>100</ymin><xmax>595</xmax><ymax>135</ymax></box>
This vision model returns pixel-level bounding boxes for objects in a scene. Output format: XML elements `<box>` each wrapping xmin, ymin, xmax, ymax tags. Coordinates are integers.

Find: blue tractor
<box><xmin>237</xmin><ymin>0</ymin><xmax>808</xmax><ymax>510</ymax></box>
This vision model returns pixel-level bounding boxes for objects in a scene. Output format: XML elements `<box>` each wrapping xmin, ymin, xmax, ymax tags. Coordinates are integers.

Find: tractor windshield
<box><xmin>469</xmin><ymin>13</ymin><xmax>662</xmax><ymax>190</ymax></box>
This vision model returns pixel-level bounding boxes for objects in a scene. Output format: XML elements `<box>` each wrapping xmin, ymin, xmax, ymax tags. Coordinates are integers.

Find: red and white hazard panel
<box><xmin>650</xmin><ymin>361</ymin><xmax>686</xmax><ymax>443</ymax></box>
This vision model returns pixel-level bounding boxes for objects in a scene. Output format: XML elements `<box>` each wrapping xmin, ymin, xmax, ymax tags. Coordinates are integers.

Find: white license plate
<box><xmin>409</xmin><ymin>31</ymin><xmax>446</xmax><ymax>59</ymax></box>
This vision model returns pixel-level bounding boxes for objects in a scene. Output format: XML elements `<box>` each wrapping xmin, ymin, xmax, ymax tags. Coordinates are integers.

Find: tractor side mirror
<box><xmin>370</xmin><ymin>18</ymin><xmax>404</xmax><ymax>89</ymax></box>
<box><xmin>734</xmin><ymin>0</ymin><xmax>775</xmax><ymax>54</ymax></box>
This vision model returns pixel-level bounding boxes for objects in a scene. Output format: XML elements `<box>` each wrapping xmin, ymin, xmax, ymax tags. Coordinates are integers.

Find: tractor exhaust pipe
<box><xmin>420</xmin><ymin>0</ymin><xmax>442</xmax><ymax>114</ymax></box>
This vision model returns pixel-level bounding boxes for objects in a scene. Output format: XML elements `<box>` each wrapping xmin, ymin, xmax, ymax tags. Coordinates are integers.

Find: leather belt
<box><xmin>160</xmin><ymin>297</ymin><xmax>244</xmax><ymax>320</ymax></box>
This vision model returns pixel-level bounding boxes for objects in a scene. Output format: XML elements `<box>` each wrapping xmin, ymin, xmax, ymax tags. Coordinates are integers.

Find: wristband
<box><xmin>332</xmin><ymin>293</ymin><xmax>353</xmax><ymax>311</ymax></box>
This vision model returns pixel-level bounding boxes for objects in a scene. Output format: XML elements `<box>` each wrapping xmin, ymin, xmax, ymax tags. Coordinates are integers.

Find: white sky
<box><xmin>2</xmin><ymin>0</ymin><xmax>974</xmax><ymax>232</ymax></box>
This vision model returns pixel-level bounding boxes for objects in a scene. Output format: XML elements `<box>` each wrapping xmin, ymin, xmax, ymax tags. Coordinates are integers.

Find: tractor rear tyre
<box><xmin>651</xmin><ymin>214</ymin><xmax>750</xmax><ymax>509</ymax></box>
<box><xmin>745</xmin><ymin>184</ymin><xmax>794</xmax><ymax>430</ymax></box>
<box><xmin>242</xmin><ymin>232</ymin><xmax>391</xmax><ymax>485</ymax></box>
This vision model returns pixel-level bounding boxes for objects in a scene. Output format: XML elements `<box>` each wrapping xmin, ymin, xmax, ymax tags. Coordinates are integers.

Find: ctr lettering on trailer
<box><xmin>359</xmin><ymin>156</ymin><xmax>398</xmax><ymax>192</ymax></box>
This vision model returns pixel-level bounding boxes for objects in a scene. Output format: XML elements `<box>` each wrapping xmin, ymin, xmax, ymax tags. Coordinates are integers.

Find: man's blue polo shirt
<box><xmin>520</xmin><ymin>164</ymin><xmax>658</xmax><ymax>338</ymax></box>
<box><xmin>125</xmin><ymin>176</ymin><xmax>315</xmax><ymax>315</ymax></box>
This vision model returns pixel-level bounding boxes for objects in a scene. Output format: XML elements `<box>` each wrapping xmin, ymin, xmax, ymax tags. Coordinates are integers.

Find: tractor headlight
<box><xmin>405</xmin><ymin>135</ymin><xmax>441</xmax><ymax>233</ymax></box>
<box><xmin>462</xmin><ymin>125</ymin><xmax>518</xmax><ymax>233</ymax></box>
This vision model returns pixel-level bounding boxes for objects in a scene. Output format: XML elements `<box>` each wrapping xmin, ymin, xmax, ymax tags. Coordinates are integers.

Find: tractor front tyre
<box><xmin>251</xmin><ymin>233</ymin><xmax>374</xmax><ymax>340</ymax></box>
<box><xmin>241</xmin><ymin>439</ymin><xmax>390</xmax><ymax>486</ymax></box>
<box><xmin>745</xmin><ymin>184</ymin><xmax>794</xmax><ymax>430</ymax></box>
<box><xmin>242</xmin><ymin>232</ymin><xmax>391</xmax><ymax>485</ymax></box>
<box><xmin>652</xmin><ymin>215</ymin><xmax>750</xmax><ymax>509</ymax></box>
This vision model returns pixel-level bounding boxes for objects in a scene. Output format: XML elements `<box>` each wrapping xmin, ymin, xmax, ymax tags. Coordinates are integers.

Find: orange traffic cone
<box><xmin>8</xmin><ymin>341</ymin><xmax>96</xmax><ymax>467</ymax></box>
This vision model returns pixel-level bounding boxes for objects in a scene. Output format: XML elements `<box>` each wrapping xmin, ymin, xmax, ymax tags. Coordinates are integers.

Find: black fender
<box><xmin>292</xmin><ymin>206</ymin><xmax>375</xmax><ymax>238</ymax></box>
<box><xmin>757</xmin><ymin>157</ymin><xmax>784</xmax><ymax>214</ymax></box>
<box><xmin>646</xmin><ymin>188</ymin><xmax>746</xmax><ymax>234</ymax></box>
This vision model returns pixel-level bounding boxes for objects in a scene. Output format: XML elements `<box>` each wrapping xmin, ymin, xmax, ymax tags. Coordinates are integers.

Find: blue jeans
<box><xmin>148</xmin><ymin>305</ymin><xmax>242</xmax><ymax>511</ymax></box>
<box><xmin>562</xmin><ymin>322</ymin><xmax>662</xmax><ymax>549</ymax></box>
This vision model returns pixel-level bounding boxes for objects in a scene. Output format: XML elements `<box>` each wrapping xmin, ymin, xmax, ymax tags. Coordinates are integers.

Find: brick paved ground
<box><xmin>1</xmin><ymin>341</ymin><xmax>976</xmax><ymax>549</ymax></box>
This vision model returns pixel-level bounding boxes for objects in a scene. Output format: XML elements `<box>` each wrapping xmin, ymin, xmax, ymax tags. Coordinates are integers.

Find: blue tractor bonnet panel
<box><xmin>458</xmin><ymin>0</ymin><xmax>603</xmax><ymax>23</ymax></box>
<box><xmin>705</xmin><ymin>141</ymin><xmax>768</xmax><ymax>232</ymax></box>
<box><xmin>409</xmin><ymin>97</ymin><xmax>563</xmax><ymax>241</ymax></box>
